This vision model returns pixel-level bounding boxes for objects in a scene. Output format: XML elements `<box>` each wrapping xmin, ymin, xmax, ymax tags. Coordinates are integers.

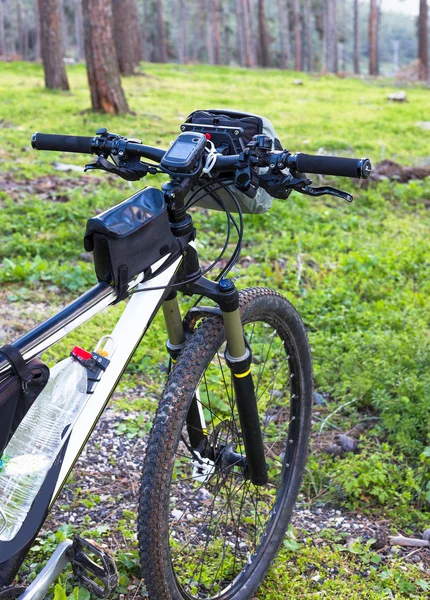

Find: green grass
<box><xmin>0</xmin><ymin>61</ymin><xmax>429</xmax><ymax>598</ymax></box>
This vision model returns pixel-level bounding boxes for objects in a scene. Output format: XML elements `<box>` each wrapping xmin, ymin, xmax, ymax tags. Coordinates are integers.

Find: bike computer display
<box><xmin>160</xmin><ymin>132</ymin><xmax>207</xmax><ymax>173</ymax></box>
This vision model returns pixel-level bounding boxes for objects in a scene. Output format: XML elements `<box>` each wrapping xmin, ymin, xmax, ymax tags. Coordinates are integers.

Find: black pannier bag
<box><xmin>184</xmin><ymin>109</ymin><xmax>283</xmax><ymax>214</ymax></box>
<box><xmin>0</xmin><ymin>345</ymin><xmax>50</xmax><ymax>458</ymax></box>
<box><xmin>84</xmin><ymin>187</ymin><xmax>180</xmax><ymax>298</ymax></box>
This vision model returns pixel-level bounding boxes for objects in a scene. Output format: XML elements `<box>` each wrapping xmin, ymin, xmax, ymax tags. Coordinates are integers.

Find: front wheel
<box><xmin>138</xmin><ymin>288</ymin><xmax>313</xmax><ymax>600</ymax></box>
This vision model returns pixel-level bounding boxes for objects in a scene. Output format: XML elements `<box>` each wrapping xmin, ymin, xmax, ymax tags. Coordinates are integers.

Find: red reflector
<box><xmin>205</xmin><ymin>133</ymin><xmax>212</xmax><ymax>140</ymax></box>
<box><xmin>71</xmin><ymin>346</ymin><xmax>92</xmax><ymax>361</ymax></box>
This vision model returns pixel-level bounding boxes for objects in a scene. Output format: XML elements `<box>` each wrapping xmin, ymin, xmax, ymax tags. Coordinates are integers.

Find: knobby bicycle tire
<box><xmin>138</xmin><ymin>288</ymin><xmax>313</xmax><ymax>600</ymax></box>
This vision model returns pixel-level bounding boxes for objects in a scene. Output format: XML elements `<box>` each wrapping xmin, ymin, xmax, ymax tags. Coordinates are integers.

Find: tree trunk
<box><xmin>211</xmin><ymin>0</ymin><xmax>220</xmax><ymax>65</ymax></box>
<box><xmin>33</xmin><ymin>0</ymin><xmax>40</xmax><ymax>60</ymax></box>
<box><xmin>74</xmin><ymin>0</ymin><xmax>84</xmax><ymax>61</ymax></box>
<box><xmin>369</xmin><ymin>0</ymin><xmax>378</xmax><ymax>75</ymax></box>
<box><xmin>258</xmin><ymin>0</ymin><xmax>270</xmax><ymax>67</ymax></box>
<box><xmin>156</xmin><ymin>0</ymin><xmax>167</xmax><ymax>63</ymax></box>
<box><xmin>278</xmin><ymin>0</ymin><xmax>287</xmax><ymax>68</ymax></box>
<box><xmin>235</xmin><ymin>0</ymin><xmax>244</xmax><ymax>65</ymax></box>
<box><xmin>0</xmin><ymin>0</ymin><xmax>6</xmax><ymax>57</ymax></box>
<box><xmin>37</xmin><ymin>0</ymin><xmax>69</xmax><ymax>90</ymax></box>
<box><xmin>293</xmin><ymin>0</ymin><xmax>301</xmax><ymax>70</ymax></box>
<box><xmin>82</xmin><ymin>0</ymin><xmax>129</xmax><ymax>114</ymax></box>
<box><xmin>327</xmin><ymin>0</ymin><xmax>338</xmax><ymax>73</ymax></box>
<box><xmin>353</xmin><ymin>0</ymin><xmax>360</xmax><ymax>74</ymax></box>
<box><xmin>17</xmin><ymin>0</ymin><xmax>23</xmax><ymax>57</ymax></box>
<box><xmin>112</xmin><ymin>0</ymin><xmax>142</xmax><ymax>75</ymax></box>
<box><xmin>130</xmin><ymin>0</ymin><xmax>144</xmax><ymax>62</ymax></box>
<box><xmin>248</xmin><ymin>0</ymin><xmax>257</xmax><ymax>66</ymax></box>
<box><xmin>304</xmin><ymin>0</ymin><xmax>312</xmax><ymax>71</ymax></box>
<box><xmin>242</xmin><ymin>0</ymin><xmax>253</xmax><ymax>67</ymax></box>
<box><xmin>418</xmin><ymin>0</ymin><xmax>428</xmax><ymax>81</ymax></box>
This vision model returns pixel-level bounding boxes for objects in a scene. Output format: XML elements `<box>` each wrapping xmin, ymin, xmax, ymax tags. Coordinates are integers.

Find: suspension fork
<box><xmin>165</xmin><ymin>275</ymin><xmax>268</xmax><ymax>486</ymax></box>
<box><xmin>162</xmin><ymin>291</ymin><xmax>206</xmax><ymax>449</ymax></box>
<box><xmin>219</xmin><ymin>280</ymin><xmax>268</xmax><ymax>486</ymax></box>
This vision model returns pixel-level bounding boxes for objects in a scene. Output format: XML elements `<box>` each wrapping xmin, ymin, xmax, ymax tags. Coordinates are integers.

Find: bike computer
<box><xmin>160</xmin><ymin>132</ymin><xmax>207</xmax><ymax>173</ymax></box>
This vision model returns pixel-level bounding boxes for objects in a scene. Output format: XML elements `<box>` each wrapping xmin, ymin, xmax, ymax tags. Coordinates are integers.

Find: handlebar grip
<box><xmin>289</xmin><ymin>153</ymin><xmax>372</xmax><ymax>179</ymax></box>
<box><xmin>31</xmin><ymin>133</ymin><xmax>95</xmax><ymax>154</ymax></box>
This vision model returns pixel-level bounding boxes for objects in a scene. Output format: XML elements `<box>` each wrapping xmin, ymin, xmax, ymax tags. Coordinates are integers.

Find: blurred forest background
<box><xmin>0</xmin><ymin>1</ymin><xmax>428</xmax><ymax>114</ymax></box>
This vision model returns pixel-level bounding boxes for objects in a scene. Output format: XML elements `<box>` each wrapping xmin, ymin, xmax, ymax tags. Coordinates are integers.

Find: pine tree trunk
<box><xmin>369</xmin><ymin>0</ymin><xmax>378</xmax><ymax>75</ymax></box>
<box><xmin>284</xmin><ymin>0</ymin><xmax>292</xmax><ymax>68</ymax></box>
<box><xmin>37</xmin><ymin>0</ymin><xmax>69</xmax><ymax>90</ymax></box>
<box><xmin>82</xmin><ymin>0</ymin><xmax>129</xmax><ymax>114</ymax></box>
<box><xmin>208</xmin><ymin>0</ymin><xmax>219</xmax><ymax>65</ymax></box>
<box><xmin>418</xmin><ymin>0</ymin><xmax>428</xmax><ymax>81</ymax></box>
<box><xmin>156</xmin><ymin>0</ymin><xmax>167</xmax><ymax>63</ymax></box>
<box><xmin>247</xmin><ymin>0</ymin><xmax>257</xmax><ymax>66</ymax></box>
<box><xmin>33</xmin><ymin>0</ymin><xmax>40</xmax><ymax>60</ymax></box>
<box><xmin>236</xmin><ymin>0</ymin><xmax>244</xmax><ymax>65</ymax></box>
<box><xmin>327</xmin><ymin>0</ymin><xmax>338</xmax><ymax>73</ymax></box>
<box><xmin>58</xmin><ymin>0</ymin><xmax>67</xmax><ymax>56</ymax></box>
<box><xmin>74</xmin><ymin>0</ymin><xmax>84</xmax><ymax>61</ymax></box>
<box><xmin>130</xmin><ymin>0</ymin><xmax>144</xmax><ymax>62</ymax></box>
<box><xmin>353</xmin><ymin>0</ymin><xmax>360</xmax><ymax>74</ymax></box>
<box><xmin>293</xmin><ymin>0</ymin><xmax>301</xmax><ymax>70</ymax></box>
<box><xmin>17</xmin><ymin>0</ymin><xmax>23</xmax><ymax>57</ymax></box>
<box><xmin>112</xmin><ymin>0</ymin><xmax>141</xmax><ymax>75</ymax></box>
<box><xmin>219</xmin><ymin>2</ymin><xmax>226</xmax><ymax>64</ymax></box>
<box><xmin>242</xmin><ymin>0</ymin><xmax>253</xmax><ymax>67</ymax></box>
<box><xmin>278</xmin><ymin>0</ymin><xmax>287</xmax><ymax>68</ymax></box>
<box><xmin>304</xmin><ymin>0</ymin><xmax>312</xmax><ymax>71</ymax></box>
<box><xmin>0</xmin><ymin>0</ymin><xmax>6</xmax><ymax>57</ymax></box>
<box><xmin>258</xmin><ymin>0</ymin><xmax>270</xmax><ymax>67</ymax></box>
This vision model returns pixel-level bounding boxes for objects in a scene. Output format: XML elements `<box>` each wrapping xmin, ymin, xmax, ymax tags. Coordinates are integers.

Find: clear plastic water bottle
<box><xmin>0</xmin><ymin>356</ymin><xmax>88</xmax><ymax>541</ymax></box>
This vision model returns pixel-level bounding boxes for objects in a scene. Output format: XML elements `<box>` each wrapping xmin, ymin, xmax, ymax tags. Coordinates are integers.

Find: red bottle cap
<box><xmin>71</xmin><ymin>346</ymin><xmax>93</xmax><ymax>361</ymax></box>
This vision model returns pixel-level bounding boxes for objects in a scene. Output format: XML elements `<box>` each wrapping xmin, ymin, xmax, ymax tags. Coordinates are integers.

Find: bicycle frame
<box><xmin>0</xmin><ymin>252</ymin><xmax>181</xmax><ymax>586</ymax></box>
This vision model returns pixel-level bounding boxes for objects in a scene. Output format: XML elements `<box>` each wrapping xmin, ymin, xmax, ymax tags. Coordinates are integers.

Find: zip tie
<box><xmin>202</xmin><ymin>140</ymin><xmax>218</xmax><ymax>177</ymax></box>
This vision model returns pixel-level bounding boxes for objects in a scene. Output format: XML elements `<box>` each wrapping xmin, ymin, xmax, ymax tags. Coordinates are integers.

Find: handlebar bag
<box><xmin>84</xmin><ymin>187</ymin><xmax>180</xmax><ymax>298</ymax></box>
<box><xmin>0</xmin><ymin>345</ymin><xmax>50</xmax><ymax>459</ymax></box>
<box><xmin>184</xmin><ymin>109</ymin><xmax>282</xmax><ymax>214</ymax></box>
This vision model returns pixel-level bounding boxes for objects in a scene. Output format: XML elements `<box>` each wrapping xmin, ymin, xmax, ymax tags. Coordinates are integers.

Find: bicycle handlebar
<box><xmin>31</xmin><ymin>133</ymin><xmax>94</xmax><ymax>154</ymax></box>
<box><xmin>31</xmin><ymin>132</ymin><xmax>166</xmax><ymax>163</ymax></box>
<box><xmin>286</xmin><ymin>153</ymin><xmax>371</xmax><ymax>179</ymax></box>
<box><xmin>31</xmin><ymin>132</ymin><xmax>371</xmax><ymax>180</ymax></box>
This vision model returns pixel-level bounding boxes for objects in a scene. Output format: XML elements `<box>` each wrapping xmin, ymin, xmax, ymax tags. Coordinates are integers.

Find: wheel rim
<box><xmin>168</xmin><ymin>315</ymin><xmax>302</xmax><ymax>599</ymax></box>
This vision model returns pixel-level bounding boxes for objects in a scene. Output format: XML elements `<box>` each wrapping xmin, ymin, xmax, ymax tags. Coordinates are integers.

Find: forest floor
<box><xmin>0</xmin><ymin>62</ymin><xmax>429</xmax><ymax>598</ymax></box>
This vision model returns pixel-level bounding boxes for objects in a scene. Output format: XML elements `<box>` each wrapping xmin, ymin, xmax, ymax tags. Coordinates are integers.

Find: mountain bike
<box><xmin>0</xmin><ymin>114</ymin><xmax>371</xmax><ymax>600</ymax></box>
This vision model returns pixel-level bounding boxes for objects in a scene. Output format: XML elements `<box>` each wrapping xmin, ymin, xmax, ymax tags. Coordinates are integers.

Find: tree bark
<box><xmin>258</xmin><ymin>0</ymin><xmax>270</xmax><ymax>67</ymax></box>
<box><xmin>0</xmin><ymin>0</ymin><xmax>6</xmax><ymax>57</ymax></box>
<box><xmin>278</xmin><ymin>0</ymin><xmax>287</xmax><ymax>68</ymax></box>
<box><xmin>33</xmin><ymin>0</ymin><xmax>40</xmax><ymax>60</ymax></box>
<box><xmin>304</xmin><ymin>0</ymin><xmax>312</xmax><ymax>71</ymax></box>
<box><xmin>235</xmin><ymin>0</ymin><xmax>244</xmax><ymax>65</ymax></box>
<box><xmin>82</xmin><ymin>0</ymin><xmax>129</xmax><ymax>114</ymax></box>
<box><xmin>156</xmin><ymin>0</ymin><xmax>167</xmax><ymax>63</ymax></box>
<box><xmin>293</xmin><ymin>0</ymin><xmax>301</xmax><ymax>70</ymax></box>
<box><xmin>211</xmin><ymin>0</ymin><xmax>220</xmax><ymax>65</ymax></box>
<box><xmin>112</xmin><ymin>0</ymin><xmax>142</xmax><ymax>75</ymax></box>
<box><xmin>74</xmin><ymin>0</ymin><xmax>84</xmax><ymax>61</ymax></box>
<box><xmin>37</xmin><ymin>0</ymin><xmax>69</xmax><ymax>90</ymax></box>
<box><xmin>248</xmin><ymin>0</ymin><xmax>257</xmax><ymax>66</ymax></box>
<box><xmin>242</xmin><ymin>0</ymin><xmax>253</xmax><ymax>67</ymax></box>
<box><xmin>369</xmin><ymin>0</ymin><xmax>378</xmax><ymax>75</ymax></box>
<box><xmin>418</xmin><ymin>0</ymin><xmax>428</xmax><ymax>81</ymax></box>
<box><xmin>130</xmin><ymin>0</ymin><xmax>144</xmax><ymax>62</ymax></box>
<box><xmin>327</xmin><ymin>0</ymin><xmax>338</xmax><ymax>73</ymax></box>
<box><xmin>353</xmin><ymin>0</ymin><xmax>360</xmax><ymax>74</ymax></box>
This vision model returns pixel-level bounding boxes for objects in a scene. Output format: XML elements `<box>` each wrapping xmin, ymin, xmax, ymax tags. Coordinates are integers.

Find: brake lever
<box><xmin>84</xmin><ymin>156</ymin><xmax>150</xmax><ymax>181</ymax></box>
<box><xmin>297</xmin><ymin>185</ymin><xmax>353</xmax><ymax>202</ymax></box>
